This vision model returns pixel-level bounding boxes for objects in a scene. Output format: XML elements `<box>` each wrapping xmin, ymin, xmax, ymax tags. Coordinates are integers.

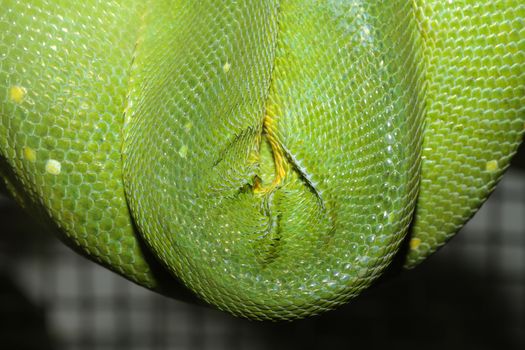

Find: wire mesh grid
<box><xmin>1</xmin><ymin>154</ymin><xmax>524</xmax><ymax>350</ymax></box>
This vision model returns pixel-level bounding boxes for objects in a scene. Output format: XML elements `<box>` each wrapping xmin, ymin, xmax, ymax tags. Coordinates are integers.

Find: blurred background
<box><xmin>1</xmin><ymin>145</ymin><xmax>524</xmax><ymax>350</ymax></box>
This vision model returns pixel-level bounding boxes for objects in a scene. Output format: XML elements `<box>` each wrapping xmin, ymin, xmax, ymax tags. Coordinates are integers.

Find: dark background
<box><xmin>1</xmin><ymin>143</ymin><xmax>524</xmax><ymax>350</ymax></box>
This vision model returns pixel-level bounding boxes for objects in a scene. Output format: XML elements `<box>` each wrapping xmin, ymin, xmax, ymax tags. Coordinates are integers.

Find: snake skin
<box><xmin>406</xmin><ymin>0</ymin><xmax>525</xmax><ymax>267</ymax></box>
<box><xmin>0</xmin><ymin>1</ymin><xmax>168</xmax><ymax>290</ymax></box>
<box><xmin>0</xmin><ymin>0</ymin><xmax>523</xmax><ymax>320</ymax></box>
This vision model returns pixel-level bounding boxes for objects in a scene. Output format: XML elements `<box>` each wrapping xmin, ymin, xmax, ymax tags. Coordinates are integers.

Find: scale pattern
<box><xmin>406</xmin><ymin>0</ymin><xmax>525</xmax><ymax>267</ymax></box>
<box><xmin>0</xmin><ymin>0</ymin><xmax>171</xmax><ymax>290</ymax></box>
<box><xmin>0</xmin><ymin>0</ymin><xmax>523</xmax><ymax>320</ymax></box>
<box><xmin>122</xmin><ymin>1</ymin><xmax>424</xmax><ymax>320</ymax></box>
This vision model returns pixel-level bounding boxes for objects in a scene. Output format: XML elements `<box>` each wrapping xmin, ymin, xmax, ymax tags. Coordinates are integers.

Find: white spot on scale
<box><xmin>23</xmin><ymin>146</ymin><xmax>37</xmax><ymax>162</ymax></box>
<box><xmin>9</xmin><ymin>85</ymin><xmax>27</xmax><ymax>104</ymax></box>
<box><xmin>45</xmin><ymin>159</ymin><xmax>61</xmax><ymax>175</ymax></box>
<box><xmin>223</xmin><ymin>62</ymin><xmax>231</xmax><ymax>73</ymax></box>
<box><xmin>179</xmin><ymin>145</ymin><xmax>188</xmax><ymax>158</ymax></box>
<box><xmin>409</xmin><ymin>237</ymin><xmax>421</xmax><ymax>250</ymax></box>
<box><xmin>485</xmin><ymin>160</ymin><xmax>498</xmax><ymax>172</ymax></box>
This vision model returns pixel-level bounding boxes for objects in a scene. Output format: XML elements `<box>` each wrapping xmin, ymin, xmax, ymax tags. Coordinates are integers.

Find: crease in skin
<box><xmin>252</xmin><ymin>110</ymin><xmax>328</xmax><ymax>213</ymax></box>
<box><xmin>253</xmin><ymin>114</ymin><xmax>288</xmax><ymax>194</ymax></box>
<box><xmin>252</xmin><ymin>0</ymin><xmax>286</xmax><ymax>197</ymax></box>
<box><xmin>251</xmin><ymin>112</ymin><xmax>335</xmax><ymax>267</ymax></box>
<box><xmin>252</xmin><ymin>112</ymin><xmax>330</xmax><ymax>209</ymax></box>
<box><xmin>124</xmin><ymin>6</ymin><xmax>151</xmax><ymax>129</ymax></box>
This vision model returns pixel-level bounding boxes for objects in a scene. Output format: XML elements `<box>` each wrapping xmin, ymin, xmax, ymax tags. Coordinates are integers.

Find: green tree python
<box><xmin>0</xmin><ymin>0</ymin><xmax>523</xmax><ymax>320</ymax></box>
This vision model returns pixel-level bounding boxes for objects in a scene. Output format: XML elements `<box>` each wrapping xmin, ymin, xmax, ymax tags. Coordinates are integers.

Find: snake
<box><xmin>0</xmin><ymin>0</ymin><xmax>523</xmax><ymax>321</ymax></box>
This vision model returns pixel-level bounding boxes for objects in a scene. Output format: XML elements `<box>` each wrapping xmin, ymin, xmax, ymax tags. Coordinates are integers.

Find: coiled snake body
<box><xmin>1</xmin><ymin>1</ymin><xmax>524</xmax><ymax>320</ymax></box>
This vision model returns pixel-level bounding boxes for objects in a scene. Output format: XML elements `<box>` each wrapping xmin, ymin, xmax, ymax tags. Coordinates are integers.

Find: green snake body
<box><xmin>1</xmin><ymin>0</ymin><xmax>523</xmax><ymax>320</ymax></box>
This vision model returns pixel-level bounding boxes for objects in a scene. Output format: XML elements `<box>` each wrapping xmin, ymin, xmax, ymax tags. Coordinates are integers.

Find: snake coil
<box><xmin>1</xmin><ymin>0</ymin><xmax>524</xmax><ymax>320</ymax></box>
